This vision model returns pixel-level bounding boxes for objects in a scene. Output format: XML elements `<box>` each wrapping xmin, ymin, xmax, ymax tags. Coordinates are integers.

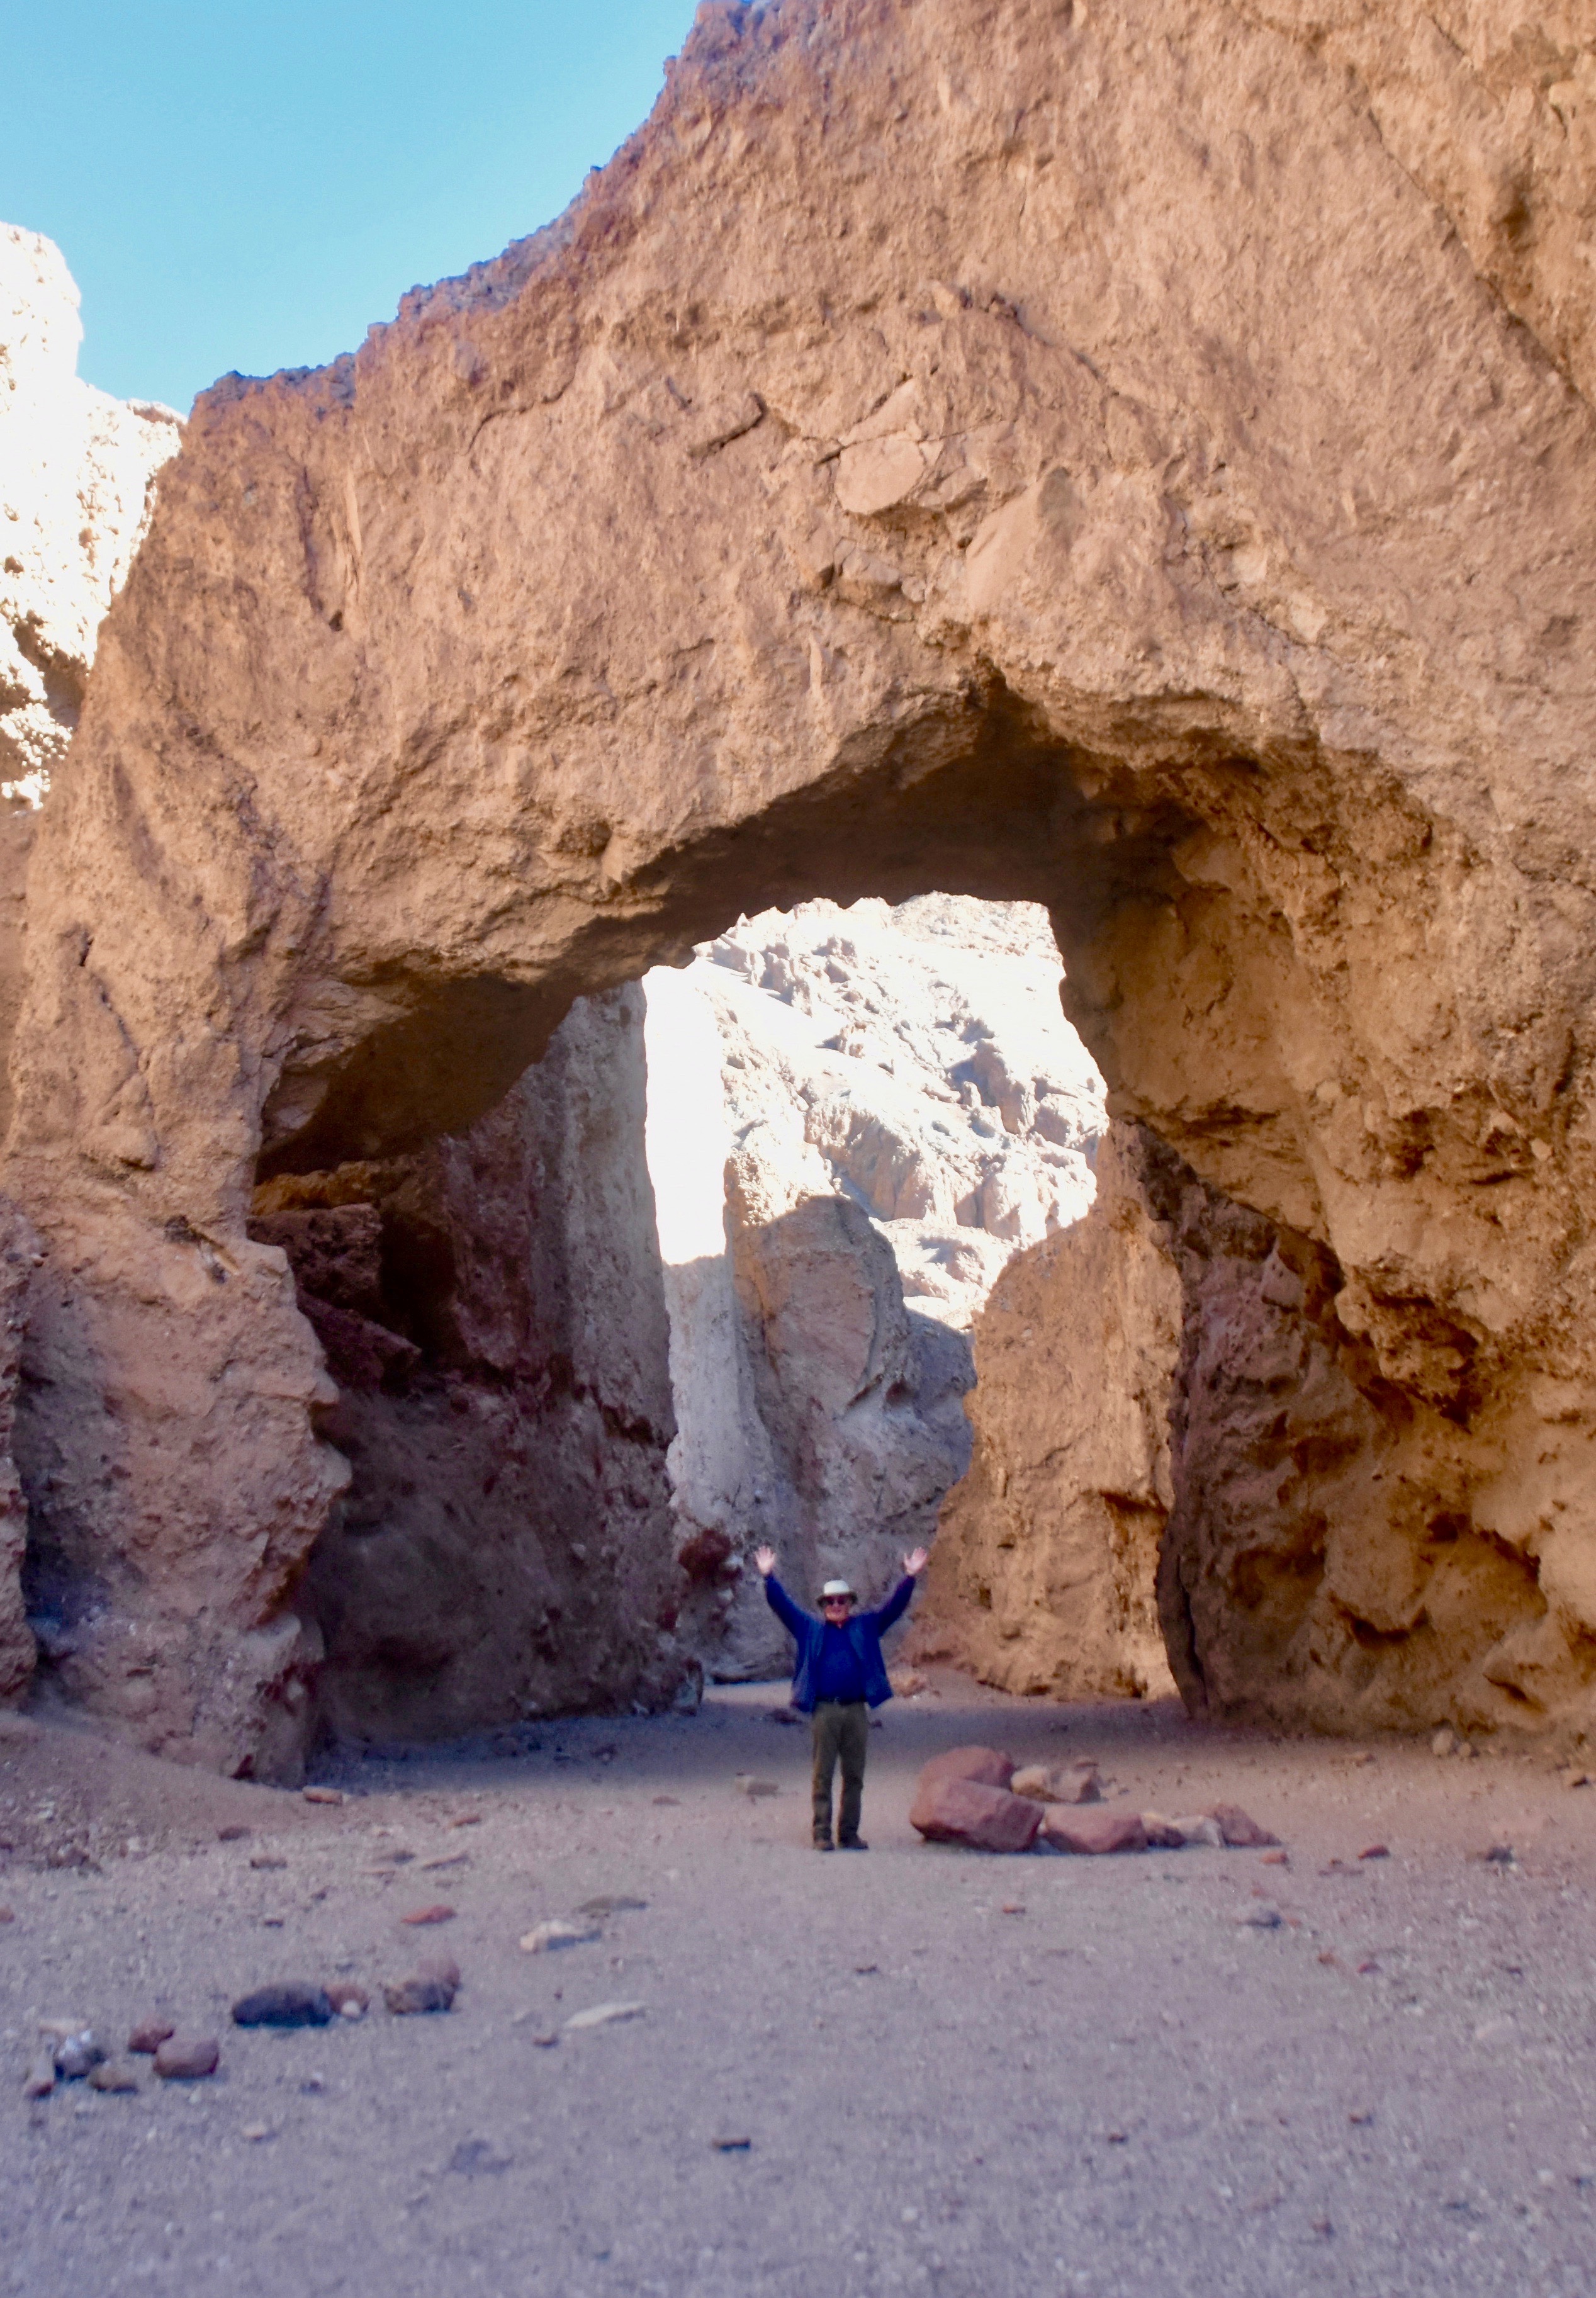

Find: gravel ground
<box><xmin>3</xmin><ymin>1674</ymin><xmax>1595</xmax><ymax>2298</ymax></box>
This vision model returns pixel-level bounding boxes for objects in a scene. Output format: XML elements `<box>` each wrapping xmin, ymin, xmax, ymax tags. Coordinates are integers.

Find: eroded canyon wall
<box><xmin>7</xmin><ymin>0</ymin><xmax>1596</xmax><ymax>1767</ymax></box>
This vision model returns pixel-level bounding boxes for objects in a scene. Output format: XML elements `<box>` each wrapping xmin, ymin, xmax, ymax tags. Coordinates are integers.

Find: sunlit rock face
<box><xmin>0</xmin><ymin>226</ymin><xmax>179</xmax><ymax>802</ymax></box>
<box><xmin>642</xmin><ymin>894</ymin><xmax>1103</xmax><ymax>1676</ymax></box>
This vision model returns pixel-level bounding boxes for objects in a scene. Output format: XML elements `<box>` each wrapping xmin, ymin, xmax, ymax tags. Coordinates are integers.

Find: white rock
<box><xmin>0</xmin><ymin>227</ymin><xmax>181</xmax><ymax>801</ymax></box>
<box><xmin>518</xmin><ymin>1919</ymin><xmax>600</xmax><ymax>1953</ymax></box>
<box><xmin>564</xmin><ymin>2000</ymin><xmax>646</xmax><ymax>2032</ymax></box>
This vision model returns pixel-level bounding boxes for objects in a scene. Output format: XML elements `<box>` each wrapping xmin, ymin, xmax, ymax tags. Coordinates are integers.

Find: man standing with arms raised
<box><xmin>754</xmin><ymin>1544</ymin><xmax>929</xmax><ymax>1850</ymax></box>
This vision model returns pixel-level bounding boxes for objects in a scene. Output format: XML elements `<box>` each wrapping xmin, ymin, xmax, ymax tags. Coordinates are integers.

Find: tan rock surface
<box><xmin>914</xmin><ymin>1130</ymin><xmax>1179</xmax><ymax>1700</ymax></box>
<box><xmin>6</xmin><ymin>0</ymin><xmax>1596</xmax><ymax>1765</ymax></box>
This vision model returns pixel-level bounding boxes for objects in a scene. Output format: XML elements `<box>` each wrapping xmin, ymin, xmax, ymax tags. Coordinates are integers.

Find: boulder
<box><xmin>1208</xmin><ymin>1804</ymin><xmax>1281</xmax><ymax>1849</ymax></box>
<box><xmin>1040</xmin><ymin>1807</ymin><xmax>1149</xmax><ymax>1856</ymax></box>
<box><xmin>918</xmin><ymin>1747</ymin><xmax>1017</xmax><ymax>1793</ymax></box>
<box><xmin>909</xmin><ymin>1774</ymin><xmax>1042</xmax><ymax>1854</ymax></box>
<box><xmin>1010</xmin><ymin>1760</ymin><xmax>1101</xmax><ymax>1805</ymax></box>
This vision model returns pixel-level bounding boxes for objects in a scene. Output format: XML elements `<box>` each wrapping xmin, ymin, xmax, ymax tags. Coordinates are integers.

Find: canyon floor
<box><xmin>3</xmin><ymin>1673</ymin><xmax>1593</xmax><ymax>2298</ymax></box>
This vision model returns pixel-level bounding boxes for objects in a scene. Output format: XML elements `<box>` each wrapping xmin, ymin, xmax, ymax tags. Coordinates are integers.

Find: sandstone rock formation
<box><xmin>1</xmin><ymin>226</ymin><xmax>180</xmax><ymax>801</ymax></box>
<box><xmin>6</xmin><ymin>0</ymin><xmax>1596</xmax><ymax>1767</ymax></box>
<box><xmin>913</xmin><ymin>1129</ymin><xmax>1178</xmax><ymax>1701</ymax></box>
<box><xmin>643</xmin><ymin>891</ymin><xmax>1101</xmax><ymax>1676</ymax></box>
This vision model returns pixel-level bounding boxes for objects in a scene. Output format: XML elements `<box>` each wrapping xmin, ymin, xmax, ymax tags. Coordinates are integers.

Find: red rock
<box><xmin>909</xmin><ymin>1774</ymin><xmax>1041</xmax><ymax>1852</ymax></box>
<box><xmin>1206</xmin><ymin>1803</ymin><xmax>1280</xmax><ymax>1848</ymax></box>
<box><xmin>153</xmin><ymin>2036</ymin><xmax>219</xmax><ymax>2080</ymax></box>
<box><xmin>400</xmin><ymin>1903</ymin><xmax>455</xmax><ymax>1925</ymax></box>
<box><xmin>302</xmin><ymin>1786</ymin><xmax>344</xmax><ymax>1806</ymax></box>
<box><xmin>916</xmin><ymin>1746</ymin><xmax>1016</xmax><ymax>1793</ymax></box>
<box><xmin>1359</xmin><ymin>1842</ymin><xmax>1389</xmax><ymax>1860</ymax></box>
<box><xmin>1040</xmin><ymin>1806</ymin><xmax>1149</xmax><ymax>1855</ymax></box>
<box><xmin>127</xmin><ymin>2017</ymin><xmax>176</xmax><ymax>2054</ymax></box>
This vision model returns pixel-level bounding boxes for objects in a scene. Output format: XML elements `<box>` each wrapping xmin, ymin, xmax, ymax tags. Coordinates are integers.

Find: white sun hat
<box><xmin>821</xmin><ymin>1579</ymin><xmax>855</xmax><ymax>1600</ymax></box>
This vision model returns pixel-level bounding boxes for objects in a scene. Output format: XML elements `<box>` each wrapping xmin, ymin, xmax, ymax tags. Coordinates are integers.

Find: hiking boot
<box><xmin>838</xmin><ymin>1836</ymin><xmax>869</xmax><ymax>1851</ymax></box>
<box><xmin>813</xmin><ymin>1835</ymin><xmax>835</xmax><ymax>1852</ymax></box>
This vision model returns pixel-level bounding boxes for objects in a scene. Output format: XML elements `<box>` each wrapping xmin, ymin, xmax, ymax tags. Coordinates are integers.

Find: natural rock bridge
<box><xmin>4</xmin><ymin>0</ymin><xmax>1595</xmax><ymax>1775</ymax></box>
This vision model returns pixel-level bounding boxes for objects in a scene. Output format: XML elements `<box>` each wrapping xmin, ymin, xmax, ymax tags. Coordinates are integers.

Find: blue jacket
<box><xmin>763</xmin><ymin>1574</ymin><xmax>916</xmax><ymax>1713</ymax></box>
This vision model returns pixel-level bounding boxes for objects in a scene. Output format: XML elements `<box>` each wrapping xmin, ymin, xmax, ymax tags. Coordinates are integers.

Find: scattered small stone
<box><xmin>89</xmin><ymin>2060</ymin><xmax>139</xmax><ymax>2093</ymax></box>
<box><xmin>1359</xmin><ymin>1844</ymin><xmax>1389</xmax><ymax>1861</ymax></box>
<box><xmin>154</xmin><ymin>2036</ymin><xmax>220</xmax><ymax>2080</ymax></box>
<box><xmin>1349</xmin><ymin>2109</ymin><xmax>1374</xmax><ymax>2126</ymax></box>
<box><xmin>1169</xmin><ymin>1814</ymin><xmax>1225</xmax><ymax>1848</ymax></box>
<box><xmin>261</xmin><ymin>1916</ymin><xmax>285</xmax><ymax>1929</ymax></box>
<box><xmin>1356</xmin><ymin>1959</ymin><xmax>1381</xmax><ymax>1974</ymax></box>
<box><xmin>420</xmin><ymin>1854</ymin><xmax>469</xmax><ymax>1872</ymax></box>
<box><xmin>242</xmin><ymin>2122</ymin><xmax>272</xmax><ymax>2143</ymax></box>
<box><xmin>564</xmin><ymin>2000</ymin><xmax>645</xmax><ymax>2032</ymax></box>
<box><xmin>1483</xmin><ymin>1843</ymin><xmax>1515</xmax><ymax>1866</ymax></box>
<box><xmin>713</xmin><ymin>2136</ymin><xmax>751</xmax><ymax>2151</ymax></box>
<box><xmin>232</xmin><ymin>1984</ymin><xmax>334</xmax><ymax>2029</ymax></box>
<box><xmin>1106</xmin><ymin>2129</ymin><xmax>1128</xmax><ymax>2144</ymax></box>
<box><xmin>449</xmin><ymin>1813</ymin><xmax>483</xmax><ymax>1828</ymax></box>
<box><xmin>1260</xmin><ymin>1850</ymin><xmax>1290</xmax><ymax>1867</ymax></box>
<box><xmin>217</xmin><ymin>1825</ymin><xmax>250</xmax><ymax>1843</ymax></box>
<box><xmin>854</xmin><ymin>1964</ymin><xmax>881</xmax><ymax>1976</ymax></box>
<box><xmin>576</xmin><ymin>1895</ymin><xmax>647</xmax><ymax>1918</ymax></box>
<box><xmin>999</xmin><ymin>1901</ymin><xmax>1025</xmax><ymax>1915</ymax></box>
<box><xmin>734</xmin><ymin>1775</ymin><xmax>779</xmax><ymax>1798</ymax></box>
<box><xmin>1431</xmin><ymin>1726</ymin><xmax>1456</xmax><ymax>1758</ymax></box>
<box><xmin>302</xmin><ymin>1786</ymin><xmax>344</xmax><ymax>1805</ymax></box>
<box><xmin>22</xmin><ymin>2054</ymin><xmax>55</xmax><ymax>2100</ymax></box>
<box><xmin>1318</xmin><ymin>1951</ymin><xmax>1341</xmax><ymax>1968</ymax></box>
<box><xmin>529</xmin><ymin>2029</ymin><xmax>560</xmax><ymax>2048</ymax></box>
<box><xmin>400</xmin><ymin>1904</ymin><xmax>456</xmax><ymax>1926</ymax></box>
<box><xmin>1563</xmin><ymin>1770</ymin><xmax>1592</xmax><ymax>1790</ymax></box>
<box><xmin>447</xmin><ymin>2138</ymin><xmax>511</xmax><ymax>2176</ymax></box>
<box><xmin>887</xmin><ymin>1670</ymin><xmax>928</xmax><ymax>1698</ymax></box>
<box><xmin>652</xmin><ymin>1795</ymin><xmax>680</xmax><ymax>1806</ymax></box>
<box><xmin>325</xmin><ymin>1983</ymin><xmax>369</xmax><ymax>2020</ymax></box>
<box><xmin>520</xmin><ymin>1920</ymin><xmax>602</xmax><ymax>1954</ymax></box>
<box><xmin>37</xmin><ymin>2019</ymin><xmax>89</xmax><ymax>2041</ymax></box>
<box><xmin>1354</xmin><ymin>1751</ymin><xmax>1376</xmax><ymax>1767</ymax></box>
<box><xmin>53</xmin><ymin>2031</ymin><xmax>106</xmax><ymax>2080</ymax></box>
<box><xmin>384</xmin><ymin>1957</ymin><xmax>459</xmax><ymax>2015</ymax></box>
<box><xmin>1239</xmin><ymin>1905</ymin><xmax>1283</xmax><ymax>1930</ymax></box>
<box><xmin>249</xmin><ymin>1855</ymin><xmax>288</xmax><ymax>1871</ymax></box>
<box><xmin>1473</xmin><ymin>2014</ymin><xmax>1516</xmax><ymax>2046</ymax></box>
<box><xmin>0</xmin><ymin>1907</ymin><xmax>14</xmax><ymax>1923</ymax></box>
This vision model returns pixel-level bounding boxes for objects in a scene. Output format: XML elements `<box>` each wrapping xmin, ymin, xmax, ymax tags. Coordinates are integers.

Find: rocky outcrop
<box><xmin>0</xmin><ymin>1202</ymin><xmax>40</xmax><ymax>1699</ymax></box>
<box><xmin>643</xmin><ymin>892</ymin><xmax>1099</xmax><ymax>1676</ymax></box>
<box><xmin>249</xmin><ymin>986</ymin><xmax>687</xmax><ymax>1752</ymax></box>
<box><xmin>913</xmin><ymin>1130</ymin><xmax>1178</xmax><ymax>1701</ymax></box>
<box><xmin>1</xmin><ymin>227</ymin><xmax>179</xmax><ymax>801</ymax></box>
<box><xmin>7</xmin><ymin>0</ymin><xmax>1596</xmax><ymax>1767</ymax></box>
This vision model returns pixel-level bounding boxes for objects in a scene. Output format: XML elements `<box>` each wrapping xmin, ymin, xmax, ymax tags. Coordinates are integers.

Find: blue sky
<box><xmin>4</xmin><ymin>1</ymin><xmax>699</xmax><ymax>413</ymax></box>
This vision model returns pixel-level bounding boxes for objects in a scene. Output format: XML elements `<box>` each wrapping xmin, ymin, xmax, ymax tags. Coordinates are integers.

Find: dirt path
<box><xmin>3</xmin><ymin>1674</ymin><xmax>1594</xmax><ymax>2298</ymax></box>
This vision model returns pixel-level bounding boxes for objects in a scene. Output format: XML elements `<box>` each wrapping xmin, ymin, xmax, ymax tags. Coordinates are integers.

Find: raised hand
<box><xmin>902</xmin><ymin>1546</ymin><xmax>930</xmax><ymax>1578</ymax></box>
<box><xmin>754</xmin><ymin>1545</ymin><xmax>777</xmax><ymax>1578</ymax></box>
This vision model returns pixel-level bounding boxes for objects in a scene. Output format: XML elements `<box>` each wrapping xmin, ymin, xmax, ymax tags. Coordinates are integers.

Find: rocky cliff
<box><xmin>4</xmin><ymin>0</ymin><xmax>1596</xmax><ymax>1767</ymax></box>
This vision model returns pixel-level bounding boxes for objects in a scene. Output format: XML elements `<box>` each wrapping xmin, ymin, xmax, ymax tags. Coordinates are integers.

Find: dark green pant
<box><xmin>811</xmin><ymin>1700</ymin><xmax>868</xmax><ymax>1844</ymax></box>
